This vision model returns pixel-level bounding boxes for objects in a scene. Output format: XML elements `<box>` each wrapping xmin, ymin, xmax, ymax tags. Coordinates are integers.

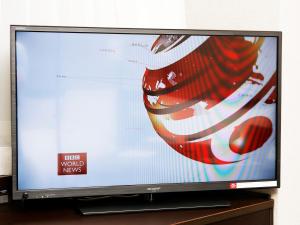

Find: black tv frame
<box><xmin>10</xmin><ymin>25</ymin><xmax>281</xmax><ymax>201</ymax></box>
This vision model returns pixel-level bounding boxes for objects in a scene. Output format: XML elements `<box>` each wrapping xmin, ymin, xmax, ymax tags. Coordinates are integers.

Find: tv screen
<box><xmin>11</xmin><ymin>26</ymin><xmax>281</xmax><ymax>200</ymax></box>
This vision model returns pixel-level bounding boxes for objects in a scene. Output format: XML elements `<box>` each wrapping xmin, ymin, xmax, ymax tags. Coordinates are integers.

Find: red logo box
<box><xmin>229</xmin><ymin>183</ymin><xmax>237</xmax><ymax>189</ymax></box>
<box><xmin>58</xmin><ymin>153</ymin><xmax>87</xmax><ymax>175</ymax></box>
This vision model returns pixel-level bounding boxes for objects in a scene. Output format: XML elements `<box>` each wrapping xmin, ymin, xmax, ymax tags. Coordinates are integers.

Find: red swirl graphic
<box><xmin>143</xmin><ymin>36</ymin><xmax>276</xmax><ymax>164</ymax></box>
<box><xmin>229</xmin><ymin>116</ymin><xmax>273</xmax><ymax>155</ymax></box>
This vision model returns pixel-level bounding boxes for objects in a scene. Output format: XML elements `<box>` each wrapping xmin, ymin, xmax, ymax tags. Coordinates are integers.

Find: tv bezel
<box><xmin>10</xmin><ymin>25</ymin><xmax>282</xmax><ymax>200</ymax></box>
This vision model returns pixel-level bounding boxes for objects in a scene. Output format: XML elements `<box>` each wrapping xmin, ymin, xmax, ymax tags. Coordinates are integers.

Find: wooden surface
<box><xmin>0</xmin><ymin>176</ymin><xmax>11</xmax><ymax>193</ymax></box>
<box><xmin>0</xmin><ymin>191</ymin><xmax>273</xmax><ymax>225</ymax></box>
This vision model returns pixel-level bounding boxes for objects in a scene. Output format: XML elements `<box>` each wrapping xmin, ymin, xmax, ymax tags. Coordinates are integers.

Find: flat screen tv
<box><xmin>11</xmin><ymin>26</ymin><xmax>281</xmax><ymax>205</ymax></box>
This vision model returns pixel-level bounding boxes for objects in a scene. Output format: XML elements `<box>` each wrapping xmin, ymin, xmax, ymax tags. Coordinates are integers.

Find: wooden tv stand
<box><xmin>0</xmin><ymin>191</ymin><xmax>273</xmax><ymax>225</ymax></box>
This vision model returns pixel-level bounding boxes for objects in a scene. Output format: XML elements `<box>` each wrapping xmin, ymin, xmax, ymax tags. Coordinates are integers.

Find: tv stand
<box><xmin>77</xmin><ymin>192</ymin><xmax>231</xmax><ymax>215</ymax></box>
<box><xmin>0</xmin><ymin>191</ymin><xmax>274</xmax><ymax>225</ymax></box>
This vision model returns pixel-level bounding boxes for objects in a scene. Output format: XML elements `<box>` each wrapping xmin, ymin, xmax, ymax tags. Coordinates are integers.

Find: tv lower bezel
<box><xmin>10</xmin><ymin>25</ymin><xmax>282</xmax><ymax>200</ymax></box>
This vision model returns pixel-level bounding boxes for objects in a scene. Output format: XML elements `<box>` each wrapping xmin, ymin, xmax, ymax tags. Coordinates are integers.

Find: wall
<box><xmin>276</xmin><ymin>0</ymin><xmax>300</xmax><ymax>224</ymax></box>
<box><xmin>185</xmin><ymin>0</ymin><xmax>299</xmax><ymax>224</ymax></box>
<box><xmin>0</xmin><ymin>0</ymin><xmax>186</xmax><ymax>175</ymax></box>
<box><xmin>185</xmin><ymin>0</ymin><xmax>280</xmax><ymax>30</ymax></box>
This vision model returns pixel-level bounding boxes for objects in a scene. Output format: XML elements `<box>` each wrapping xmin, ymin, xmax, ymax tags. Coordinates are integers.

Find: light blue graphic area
<box><xmin>16</xmin><ymin>32</ymin><xmax>277</xmax><ymax>190</ymax></box>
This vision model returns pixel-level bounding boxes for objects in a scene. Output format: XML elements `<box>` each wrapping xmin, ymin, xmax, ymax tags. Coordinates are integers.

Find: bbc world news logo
<box><xmin>58</xmin><ymin>153</ymin><xmax>87</xmax><ymax>175</ymax></box>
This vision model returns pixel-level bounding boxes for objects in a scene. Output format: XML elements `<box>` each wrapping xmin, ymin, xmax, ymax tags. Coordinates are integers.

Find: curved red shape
<box><xmin>170</xmin><ymin>107</ymin><xmax>195</xmax><ymax>120</ymax></box>
<box><xmin>143</xmin><ymin>36</ymin><xmax>264</xmax><ymax>112</ymax></box>
<box><xmin>142</xmin><ymin>35</ymin><xmax>274</xmax><ymax>164</ymax></box>
<box><xmin>265</xmin><ymin>88</ymin><xmax>277</xmax><ymax>104</ymax></box>
<box><xmin>229</xmin><ymin>116</ymin><xmax>273</xmax><ymax>155</ymax></box>
<box><xmin>169</xmin><ymin>140</ymin><xmax>233</xmax><ymax>165</ymax></box>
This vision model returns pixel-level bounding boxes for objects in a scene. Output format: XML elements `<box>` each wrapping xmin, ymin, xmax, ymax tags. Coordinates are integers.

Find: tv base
<box><xmin>77</xmin><ymin>192</ymin><xmax>231</xmax><ymax>215</ymax></box>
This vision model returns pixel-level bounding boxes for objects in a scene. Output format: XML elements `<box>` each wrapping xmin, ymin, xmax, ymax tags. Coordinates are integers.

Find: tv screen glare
<box><xmin>11</xmin><ymin>26</ymin><xmax>281</xmax><ymax>200</ymax></box>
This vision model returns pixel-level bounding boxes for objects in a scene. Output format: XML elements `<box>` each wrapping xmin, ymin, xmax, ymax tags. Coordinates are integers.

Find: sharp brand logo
<box><xmin>147</xmin><ymin>187</ymin><xmax>161</xmax><ymax>192</ymax></box>
<box><xmin>58</xmin><ymin>153</ymin><xmax>87</xmax><ymax>175</ymax></box>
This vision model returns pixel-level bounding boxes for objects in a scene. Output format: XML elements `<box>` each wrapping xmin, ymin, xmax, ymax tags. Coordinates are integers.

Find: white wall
<box><xmin>0</xmin><ymin>0</ymin><xmax>186</xmax><ymax>175</ymax></box>
<box><xmin>185</xmin><ymin>0</ymin><xmax>299</xmax><ymax>224</ymax></box>
<box><xmin>185</xmin><ymin>0</ymin><xmax>280</xmax><ymax>30</ymax></box>
<box><xmin>276</xmin><ymin>0</ymin><xmax>300</xmax><ymax>224</ymax></box>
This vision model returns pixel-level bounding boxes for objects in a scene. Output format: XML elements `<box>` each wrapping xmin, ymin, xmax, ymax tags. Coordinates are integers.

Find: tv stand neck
<box><xmin>145</xmin><ymin>193</ymin><xmax>154</xmax><ymax>203</ymax></box>
<box><xmin>76</xmin><ymin>192</ymin><xmax>231</xmax><ymax>215</ymax></box>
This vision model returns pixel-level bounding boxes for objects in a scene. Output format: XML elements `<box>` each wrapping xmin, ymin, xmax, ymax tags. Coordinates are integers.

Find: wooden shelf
<box><xmin>0</xmin><ymin>176</ymin><xmax>11</xmax><ymax>192</ymax></box>
<box><xmin>0</xmin><ymin>191</ymin><xmax>273</xmax><ymax>225</ymax></box>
